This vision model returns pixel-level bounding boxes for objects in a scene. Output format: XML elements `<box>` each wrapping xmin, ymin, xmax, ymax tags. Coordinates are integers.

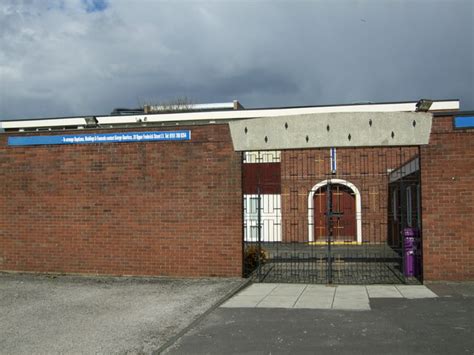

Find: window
<box><xmin>250</xmin><ymin>225</ymin><xmax>259</xmax><ymax>239</ymax></box>
<box><xmin>243</xmin><ymin>151</ymin><xmax>281</xmax><ymax>163</ymax></box>
<box><xmin>248</xmin><ymin>197</ymin><xmax>259</xmax><ymax>215</ymax></box>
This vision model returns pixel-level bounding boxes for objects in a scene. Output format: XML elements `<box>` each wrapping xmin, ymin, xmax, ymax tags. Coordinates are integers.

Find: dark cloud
<box><xmin>0</xmin><ymin>0</ymin><xmax>472</xmax><ymax>120</ymax></box>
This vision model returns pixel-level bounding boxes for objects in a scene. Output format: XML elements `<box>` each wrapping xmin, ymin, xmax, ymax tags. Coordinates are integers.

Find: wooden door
<box><xmin>313</xmin><ymin>184</ymin><xmax>356</xmax><ymax>242</ymax></box>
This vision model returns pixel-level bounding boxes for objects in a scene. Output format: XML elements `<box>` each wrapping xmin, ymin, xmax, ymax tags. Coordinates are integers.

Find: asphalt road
<box><xmin>0</xmin><ymin>273</ymin><xmax>243</xmax><ymax>354</ymax></box>
<box><xmin>165</xmin><ymin>283</ymin><xmax>474</xmax><ymax>355</ymax></box>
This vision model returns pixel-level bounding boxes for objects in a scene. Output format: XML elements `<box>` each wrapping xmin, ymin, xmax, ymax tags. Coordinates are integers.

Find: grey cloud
<box><xmin>0</xmin><ymin>0</ymin><xmax>472</xmax><ymax>120</ymax></box>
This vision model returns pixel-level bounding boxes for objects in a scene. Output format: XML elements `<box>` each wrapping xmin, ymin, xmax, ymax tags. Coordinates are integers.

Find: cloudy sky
<box><xmin>0</xmin><ymin>0</ymin><xmax>472</xmax><ymax>120</ymax></box>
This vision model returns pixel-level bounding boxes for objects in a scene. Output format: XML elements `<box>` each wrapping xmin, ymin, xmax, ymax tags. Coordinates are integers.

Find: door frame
<box><xmin>308</xmin><ymin>179</ymin><xmax>362</xmax><ymax>243</ymax></box>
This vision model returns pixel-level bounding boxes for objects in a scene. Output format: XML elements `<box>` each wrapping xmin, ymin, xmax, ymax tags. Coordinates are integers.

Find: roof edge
<box><xmin>0</xmin><ymin>99</ymin><xmax>459</xmax><ymax>131</ymax></box>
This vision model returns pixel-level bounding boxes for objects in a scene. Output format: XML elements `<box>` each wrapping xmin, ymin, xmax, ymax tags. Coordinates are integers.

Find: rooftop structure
<box><xmin>0</xmin><ymin>99</ymin><xmax>460</xmax><ymax>132</ymax></box>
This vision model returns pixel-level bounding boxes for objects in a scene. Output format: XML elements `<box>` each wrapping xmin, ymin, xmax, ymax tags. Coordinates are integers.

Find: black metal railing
<box><xmin>243</xmin><ymin>147</ymin><xmax>423</xmax><ymax>285</ymax></box>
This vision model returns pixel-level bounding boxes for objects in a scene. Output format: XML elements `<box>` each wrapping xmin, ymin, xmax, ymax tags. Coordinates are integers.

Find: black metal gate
<box><xmin>243</xmin><ymin>147</ymin><xmax>423</xmax><ymax>284</ymax></box>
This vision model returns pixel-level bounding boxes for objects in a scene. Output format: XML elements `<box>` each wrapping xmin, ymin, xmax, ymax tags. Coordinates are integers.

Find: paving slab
<box><xmin>332</xmin><ymin>286</ymin><xmax>370</xmax><ymax>310</ymax></box>
<box><xmin>303</xmin><ymin>284</ymin><xmax>337</xmax><ymax>295</ymax></box>
<box><xmin>257</xmin><ymin>295</ymin><xmax>300</xmax><ymax>308</ymax></box>
<box><xmin>237</xmin><ymin>283</ymin><xmax>277</xmax><ymax>297</ymax></box>
<box><xmin>367</xmin><ymin>285</ymin><xmax>403</xmax><ymax>298</ymax></box>
<box><xmin>396</xmin><ymin>285</ymin><xmax>438</xmax><ymax>299</ymax></box>
<box><xmin>334</xmin><ymin>285</ymin><xmax>369</xmax><ymax>299</ymax></box>
<box><xmin>267</xmin><ymin>283</ymin><xmax>306</xmax><ymax>296</ymax></box>
<box><xmin>294</xmin><ymin>295</ymin><xmax>334</xmax><ymax>309</ymax></box>
<box><xmin>294</xmin><ymin>285</ymin><xmax>335</xmax><ymax>309</ymax></box>
<box><xmin>254</xmin><ymin>284</ymin><xmax>307</xmax><ymax>308</ymax></box>
<box><xmin>220</xmin><ymin>295</ymin><xmax>265</xmax><ymax>308</ymax></box>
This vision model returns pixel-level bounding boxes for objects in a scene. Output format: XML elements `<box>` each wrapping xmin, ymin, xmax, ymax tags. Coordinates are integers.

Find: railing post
<box><xmin>399</xmin><ymin>149</ymin><xmax>406</xmax><ymax>284</ymax></box>
<box><xmin>257</xmin><ymin>185</ymin><xmax>262</xmax><ymax>281</ymax></box>
<box><xmin>327</xmin><ymin>180</ymin><xmax>333</xmax><ymax>284</ymax></box>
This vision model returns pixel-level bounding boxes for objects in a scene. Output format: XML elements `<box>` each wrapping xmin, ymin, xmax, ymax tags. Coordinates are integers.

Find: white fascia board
<box><xmin>0</xmin><ymin>100</ymin><xmax>459</xmax><ymax>130</ymax></box>
<box><xmin>1</xmin><ymin>118</ymin><xmax>87</xmax><ymax>129</ymax></box>
<box><xmin>99</xmin><ymin>103</ymin><xmax>416</xmax><ymax>124</ymax></box>
<box><xmin>430</xmin><ymin>101</ymin><xmax>459</xmax><ymax>110</ymax></box>
<box><xmin>192</xmin><ymin>102</ymin><xmax>235</xmax><ymax>110</ymax></box>
<box><xmin>97</xmin><ymin>100</ymin><xmax>459</xmax><ymax>125</ymax></box>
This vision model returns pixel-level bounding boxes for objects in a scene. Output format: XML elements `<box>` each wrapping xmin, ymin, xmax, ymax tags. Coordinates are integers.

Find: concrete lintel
<box><xmin>229</xmin><ymin>112</ymin><xmax>432</xmax><ymax>151</ymax></box>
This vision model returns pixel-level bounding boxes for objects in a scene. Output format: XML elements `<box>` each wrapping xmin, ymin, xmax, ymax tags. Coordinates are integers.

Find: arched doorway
<box><xmin>313</xmin><ymin>184</ymin><xmax>355</xmax><ymax>242</ymax></box>
<box><xmin>308</xmin><ymin>179</ymin><xmax>362</xmax><ymax>243</ymax></box>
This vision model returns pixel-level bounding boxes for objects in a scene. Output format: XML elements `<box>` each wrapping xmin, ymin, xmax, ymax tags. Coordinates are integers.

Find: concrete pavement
<box><xmin>221</xmin><ymin>284</ymin><xmax>437</xmax><ymax>310</ymax></box>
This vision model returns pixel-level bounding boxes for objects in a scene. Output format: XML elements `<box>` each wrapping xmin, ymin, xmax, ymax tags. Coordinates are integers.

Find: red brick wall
<box><xmin>281</xmin><ymin>147</ymin><xmax>418</xmax><ymax>243</ymax></box>
<box><xmin>421</xmin><ymin>116</ymin><xmax>474</xmax><ymax>281</ymax></box>
<box><xmin>0</xmin><ymin>124</ymin><xmax>242</xmax><ymax>277</ymax></box>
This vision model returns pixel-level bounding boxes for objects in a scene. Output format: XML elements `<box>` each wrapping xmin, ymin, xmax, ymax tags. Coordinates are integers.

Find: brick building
<box><xmin>0</xmin><ymin>99</ymin><xmax>472</xmax><ymax>282</ymax></box>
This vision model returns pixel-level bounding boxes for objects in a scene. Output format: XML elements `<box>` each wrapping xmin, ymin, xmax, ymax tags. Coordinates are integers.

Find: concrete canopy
<box><xmin>228</xmin><ymin>111</ymin><xmax>432</xmax><ymax>151</ymax></box>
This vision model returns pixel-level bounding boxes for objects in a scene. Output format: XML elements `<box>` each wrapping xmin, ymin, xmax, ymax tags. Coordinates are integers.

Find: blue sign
<box><xmin>330</xmin><ymin>147</ymin><xmax>337</xmax><ymax>173</ymax></box>
<box><xmin>454</xmin><ymin>116</ymin><xmax>474</xmax><ymax>129</ymax></box>
<box><xmin>8</xmin><ymin>130</ymin><xmax>191</xmax><ymax>147</ymax></box>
